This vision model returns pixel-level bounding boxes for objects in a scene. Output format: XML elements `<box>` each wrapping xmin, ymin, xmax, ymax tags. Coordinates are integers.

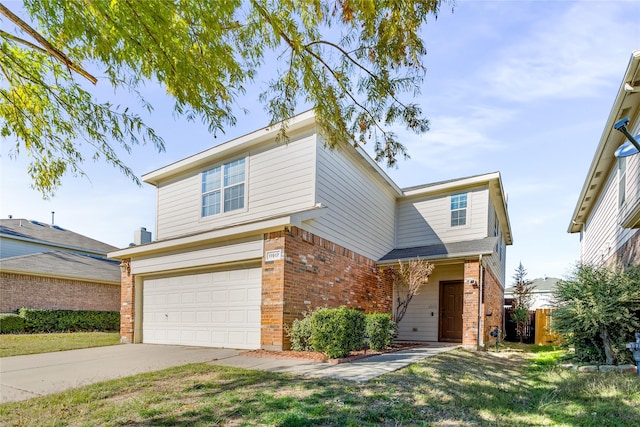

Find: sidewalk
<box><xmin>1</xmin><ymin>342</ymin><xmax>459</xmax><ymax>403</ymax></box>
<box><xmin>212</xmin><ymin>343</ymin><xmax>460</xmax><ymax>382</ymax></box>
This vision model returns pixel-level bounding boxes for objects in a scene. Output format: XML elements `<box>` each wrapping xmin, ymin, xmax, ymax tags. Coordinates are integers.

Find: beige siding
<box><xmin>394</xmin><ymin>263</ymin><xmax>463</xmax><ymax>341</ymax></box>
<box><xmin>396</xmin><ymin>187</ymin><xmax>490</xmax><ymax>248</ymax></box>
<box><xmin>130</xmin><ymin>235</ymin><xmax>263</xmax><ymax>275</ymax></box>
<box><xmin>306</xmin><ymin>139</ymin><xmax>397</xmax><ymax>260</ymax></box>
<box><xmin>155</xmin><ymin>132</ymin><xmax>317</xmax><ymax>240</ymax></box>
<box><xmin>485</xmin><ymin>201</ymin><xmax>506</xmax><ymax>286</ymax></box>
<box><xmin>582</xmin><ymin>154</ymin><xmax>640</xmax><ymax>264</ymax></box>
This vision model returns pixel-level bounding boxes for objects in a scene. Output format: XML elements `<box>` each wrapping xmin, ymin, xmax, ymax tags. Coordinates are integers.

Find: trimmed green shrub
<box><xmin>288</xmin><ymin>312</ymin><xmax>315</xmax><ymax>351</ymax></box>
<box><xmin>0</xmin><ymin>313</ymin><xmax>26</xmax><ymax>334</ymax></box>
<box><xmin>310</xmin><ymin>306</ymin><xmax>365</xmax><ymax>359</ymax></box>
<box><xmin>18</xmin><ymin>309</ymin><xmax>120</xmax><ymax>333</ymax></box>
<box><xmin>365</xmin><ymin>313</ymin><xmax>395</xmax><ymax>351</ymax></box>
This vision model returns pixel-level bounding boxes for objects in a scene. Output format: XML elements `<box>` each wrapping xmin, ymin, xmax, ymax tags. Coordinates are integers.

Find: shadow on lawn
<box><xmin>3</xmin><ymin>350</ymin><xmax>638</xmax><ymax>426</ymax></box>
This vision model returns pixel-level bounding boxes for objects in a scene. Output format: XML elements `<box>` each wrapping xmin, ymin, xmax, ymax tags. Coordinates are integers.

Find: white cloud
<box><xmin>480</xmin><ymin>1</ymin><xmax>639</xmax><ymax>102</ymax></box>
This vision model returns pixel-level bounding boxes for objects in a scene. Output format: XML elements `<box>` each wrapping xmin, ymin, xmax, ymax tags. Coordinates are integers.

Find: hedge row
<box><xmin>0</xmin><ymin>309</ymin><xmax>120</xmax><ymax>334</ymax></box>
<box><xmin>288</xmin><ymin>307</ymin><xmax>395</xmax><ymax>359</ymax></box>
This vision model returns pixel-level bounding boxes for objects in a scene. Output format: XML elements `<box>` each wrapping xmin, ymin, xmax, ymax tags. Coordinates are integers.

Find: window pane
<box><xmin>451</xmin><ymin>193</ymin><xmax>467</xmax><ymax>227</ymax></box>
<box><xmin>202</xmin><ymin>191</ymin><xmax>220</xmax><ymax>217</ymax></box>
<box><xmin>202</xmin><ymin>167</ymin><xmax>221</xmax><ymax>193</ymax></box>
<box><xmin>224</xmin><ymin>159</ymin><xmax>245</xmax><ymax>186</ymax></box>
<box><xmin>224</xmin><ymin>183</ymin><xmax>244</xmax><ymax>212</ymax></box>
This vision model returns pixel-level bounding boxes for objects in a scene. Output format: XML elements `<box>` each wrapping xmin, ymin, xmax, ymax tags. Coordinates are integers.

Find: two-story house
<box><xmin>569</xmin><ymin>50</ymin><xmax>640</xmax><ymax>266</ymax></box>
<box><xmin>0</xmin><ymin>218</ymin><xmax>121</xmax><ymax>313</ymax></box>
<box><xmin>109</xmin><ymin>110</ymin><xmax>512</xmax><ymax>350</ymax></box>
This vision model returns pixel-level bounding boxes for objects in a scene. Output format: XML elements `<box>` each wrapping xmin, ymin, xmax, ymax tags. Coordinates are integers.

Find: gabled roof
<box><xmin>378</xmin><ymin>237</ymin><xmax>498</xmax><ymax>264</ymax></box>
<box><xmin>141</xmin><ymin>109</ymin><xmax>403</xmax><ymax>195</ymax></box>
<box><xmin>504</xmin><ymin>277</ymin><xmax>559</xmax><ymax>295</ymax></box>
<box><xmin>569</xmin><ymin>50</ymin><xmax>640</xmax><ymax>233</ymax></box>
<box><xmin>401</xmin><ymin>172</ymin><xmax>512</xmax><ymax>245</ymax></box>
<box><xmin>0</xmin><ymin>218</ymin><xmax>117</xmax><ymax>255</ymax></box>
<box><xmin>0</xmin><ymin>251</ymin><xmax>121</xmax><ymax>284</ymax></box>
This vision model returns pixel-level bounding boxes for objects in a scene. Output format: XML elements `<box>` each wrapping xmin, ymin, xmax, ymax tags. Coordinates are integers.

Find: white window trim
<box><xmin>201</xmin><ymin>156</ymin><xmax>248</xmax><ymax>218</ymax></box>
<box><xmin>450</xmin><ymin>192</ymin><xmax>470</xmax><ymax>229</ymax></box>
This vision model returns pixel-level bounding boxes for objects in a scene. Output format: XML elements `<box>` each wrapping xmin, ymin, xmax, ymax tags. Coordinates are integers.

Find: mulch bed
<box><xmin>241</xmin><ymin>342</ymin><xmax>428</xmax><ymax>364</ymax></box>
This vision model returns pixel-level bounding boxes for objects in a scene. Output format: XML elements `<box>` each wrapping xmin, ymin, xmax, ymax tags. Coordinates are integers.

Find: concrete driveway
<box><xmin>0</xmin><ymin>344</ymin><xmax>239</xmax><ymax>403</ymax></box>
<box><xmin>1</xmin><ymin>342</ymin><xmax>459</xmax><ymax>403</ymax></box>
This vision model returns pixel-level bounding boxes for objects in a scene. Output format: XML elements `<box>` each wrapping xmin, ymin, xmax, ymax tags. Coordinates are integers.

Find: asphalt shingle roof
<box><xmin>0</xmin><ymin>219</ymin><xmax>117</xmax><ymax>255</ymax></box>
<box><xmin>379</xmin><ymin>237</ymin><xmax>498</xmax><ymax>262</ymax></box>
<box><xmin>0</xmin><ymin>251</ymin><xmax>121</xmax><ymax>284</ymax></box>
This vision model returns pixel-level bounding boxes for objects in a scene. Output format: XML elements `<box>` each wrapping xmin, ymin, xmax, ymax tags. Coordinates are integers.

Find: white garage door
<box><xmin>143</xmin><ymin>268</ymin><xmax>261</xmax><ymax>349</ymax></box>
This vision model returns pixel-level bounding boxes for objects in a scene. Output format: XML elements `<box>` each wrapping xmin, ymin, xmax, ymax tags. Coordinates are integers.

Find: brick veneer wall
<box><xmin>481</xmin><ymin>266</ymin><xmax>504</xmax><ymax>347</ymax></box>
<box><xmin>119</xmin><ymin>259</ymin><xmax>135</xmax><ymax>343</ymax></box>
<box><xmin>262</xmin><ymin>226</ymin><xmax>392</xmax><ymax>350</ymax></box>
<box><xmin>0</xmin><ymin>272</ymin><xmax>120</xmax><ymax>313</ymax></box>
<box><xmin>462</xmin><ymin>260</ymin><xmax>480</xmax><ymax>347</ymax></box>
<box><xmin>461</xmin><ymin>260</ymin><xmax>505</xmax><ymax>348</ymax></box>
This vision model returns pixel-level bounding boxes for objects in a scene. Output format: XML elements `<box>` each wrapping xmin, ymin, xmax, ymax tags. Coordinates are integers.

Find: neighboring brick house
<box><xmin>569</xmin><ymin>50</ymin><xmax>640</xmax><ymax>267</ymax></box>
<box><xmin>0</xmin><ymin>218</ymin><xmax>120</xmax><ymax>313</ymax></box>
<box><xmin>110</xmin><ymin>110</ymin><xmax>512</xmax><ymax>350</ymax></box>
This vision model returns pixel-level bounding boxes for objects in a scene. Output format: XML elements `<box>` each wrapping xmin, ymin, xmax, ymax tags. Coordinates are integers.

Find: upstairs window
<box><xmin>202</xmin><ymin>158</ymin><xmax>245</xmax><ymax>217</ymax></box>
<box><xmin>618</xmin><ymin>157</ymin><xmax>627</xmax><ymax>207</ymax></box>
<box><xmin>450</xmin><ymin>193</ymin><xmax>467</xmax><ymax>227</ymax></box>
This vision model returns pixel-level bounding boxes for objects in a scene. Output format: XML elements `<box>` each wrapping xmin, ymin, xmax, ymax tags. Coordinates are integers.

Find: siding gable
<box><xmin>155</xmin><ymin>131</ymin><xmax>317</xmax><ymax>240</ymax></box>
<box><xmin>396</xmin><ymin>186</ymin><xmax>490</xmax><ymax>249</ymax></box>
<box><xmin>306</xmin><ymin>137</ymin><xmax>397</xmax><ymax>260</ymax></box>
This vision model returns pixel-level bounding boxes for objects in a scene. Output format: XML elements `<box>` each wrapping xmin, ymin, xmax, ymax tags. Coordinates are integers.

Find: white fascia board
<box><xmin>402</xmin><ymin>172</ymin><xmax>501</xmax><ymax>198</ymax></box>
<box><xmin>143</xmin><ymin>110</ymin><xmax>317</xmax><ymax>185</ymax></box>
<box><xmin>377</xmin><ymin>250</ymin><xmax>493</xmax><ymax>266</ymax></box>
<box><xmin>108</xmin><ymin>206</ymin><xmax>326</xmax><ymax>260</ymax></box>
<box><xmin>569</xmin><ymin>50</ymin><xmax>640</xmax><ymax>233</ymax></box>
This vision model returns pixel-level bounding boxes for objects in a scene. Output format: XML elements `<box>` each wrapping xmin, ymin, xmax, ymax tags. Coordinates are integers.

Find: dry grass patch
<box><xmin>1</xmin><ymin>346</ymin><xmax>639</xmax><ymax>426</ymax></box>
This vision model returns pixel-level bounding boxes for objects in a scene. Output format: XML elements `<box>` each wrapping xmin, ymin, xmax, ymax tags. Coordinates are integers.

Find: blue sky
<box><xmin>1</xmin><ymin>0</ymin><xmax>639</xmax><ymax>283</ymax></box>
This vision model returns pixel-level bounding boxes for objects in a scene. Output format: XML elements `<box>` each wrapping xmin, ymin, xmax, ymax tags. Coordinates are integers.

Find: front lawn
<box><xmin>1</xmin><ymin>345</ymin><xmax>638</xmax><ymax>426</ymax></box>
<box><xmin>0</xmin><ymin>332</ymin><xmax>120</xmax><ymax>357</ymax></box>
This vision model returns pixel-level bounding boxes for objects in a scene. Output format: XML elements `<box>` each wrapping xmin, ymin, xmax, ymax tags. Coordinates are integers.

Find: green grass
<box><xmin>0</xmin><ymin>332</ymin><xmax>120</xmax><ymax>357</ymax></box>
<box><xmin>1</xmin><ymin>344</ymin><xmax>638</xmax><ymax>426</ymax></box>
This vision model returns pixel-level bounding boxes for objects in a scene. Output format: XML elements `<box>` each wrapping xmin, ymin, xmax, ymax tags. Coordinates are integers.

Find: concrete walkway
<box><xmin>0</xmin><ymin>342</ymin><xmax>459</xmax><ymax>403</ymax></box>
<box><xmin>214</xmin><ymin>343</ymin><xmax>459</xmax><ymax>382</ymax></box>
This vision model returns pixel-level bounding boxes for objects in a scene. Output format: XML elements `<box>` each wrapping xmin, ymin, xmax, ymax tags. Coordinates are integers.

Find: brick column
<box><xmin>462</xmin><ymin>259</ymin><xmax>480</xmax><ymax>347</ymax></box>
<box><xmin>261</xmin><ymin>231</ymin><xmax>286</xmax><ymax>350</ymax></box>
<box><xmin>119</xmin><ymin>259</ymin><xmax>135</xmax><ymax>344</ymax></box>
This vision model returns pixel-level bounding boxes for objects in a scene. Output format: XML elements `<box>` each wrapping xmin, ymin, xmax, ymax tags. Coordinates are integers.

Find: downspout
<box><xmin>477</xmin><ymin>254</ymin><xmax>484</xmax><ymax>348</ymax></box>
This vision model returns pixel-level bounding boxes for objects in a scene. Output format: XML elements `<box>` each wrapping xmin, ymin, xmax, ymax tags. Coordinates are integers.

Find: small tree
<box><xmin>387</xmin><ymin>259</ymin><xmax>434</xmax><ymax>325</ymax></box>
<box><xmin>511</xmin><ymin>262</ymin><xmax>534</xmax><ymax>343</ymax></box>
<box><xmin>552</xmin><ymin>263</ymin><xmax>640</xmax><ymax>365</ymax></box>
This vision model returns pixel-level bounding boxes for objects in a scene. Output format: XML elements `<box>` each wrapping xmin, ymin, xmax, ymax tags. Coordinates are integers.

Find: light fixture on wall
<box><xmin>120</xmin><ymin>260</ymin><xmax>131</xmax><ymax>276</ymax></box>
<box><xmin>613</xmin><ymin>117</ymin><xmax>640</xmax><ymax>158</ymax></box>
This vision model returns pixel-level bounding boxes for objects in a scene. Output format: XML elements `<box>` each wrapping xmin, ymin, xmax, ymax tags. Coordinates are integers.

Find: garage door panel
<box><xmin>143</xmin><ymin>268</ymin><xmax>261</xmax><ymax>349</ymax></box>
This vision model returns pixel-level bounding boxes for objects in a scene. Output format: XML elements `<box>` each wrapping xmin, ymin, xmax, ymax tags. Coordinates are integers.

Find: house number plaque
<box><xmin>265</xmin><ymin>250</ymin><xmax>282</xmax><ymax>262</ymax></box>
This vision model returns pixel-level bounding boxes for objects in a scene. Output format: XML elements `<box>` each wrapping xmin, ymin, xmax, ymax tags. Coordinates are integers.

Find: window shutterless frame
<box><xmin>202</xmin><ymin>158</ymin><xmax>246</xmax><ymax>217</ymax></box>
<box><xmin>450</xmin><ymin>193</ymin><xmax>468</xmax><ymax>227</ymax></box>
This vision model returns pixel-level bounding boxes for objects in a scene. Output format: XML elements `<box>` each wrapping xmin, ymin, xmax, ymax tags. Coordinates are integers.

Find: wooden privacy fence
<box><xmin>504</xmin><ymin>307</ymin><xmax>561</xmax><ymax>345</ymax></box>
<box><xmin>534</xmin><ymin>308</ymin><xmax>561</xmax><ymax>346</ymax></box>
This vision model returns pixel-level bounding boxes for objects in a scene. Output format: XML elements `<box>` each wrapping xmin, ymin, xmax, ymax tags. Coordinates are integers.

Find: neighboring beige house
<box><xmin>569</xmin><ymin>50</ymin><xmax>640</xmax><ymax>266</ymax></box>
<box><xmin>110</xmin><ymin>110</ymin><xmax>512</xmax><ymax>350</ymax></box>
<box><xmin>0</xmin><ymin>218</ymin><xmax>121</xmax><ymax>313</ymax></box>
<box><xmin>504</xmin><ymin>277</ymin><xmax>559</xmax><ymax>311</ymax></box>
